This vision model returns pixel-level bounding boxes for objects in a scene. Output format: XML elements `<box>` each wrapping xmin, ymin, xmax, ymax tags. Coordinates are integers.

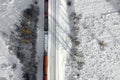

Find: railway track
<box><xmin>48</xmin><ymin>0</ymin><xmax>58</xmax><ymax>80</ymax></box>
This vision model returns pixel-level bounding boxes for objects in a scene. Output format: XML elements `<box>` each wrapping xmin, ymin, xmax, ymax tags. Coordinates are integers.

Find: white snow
<box><xmin>0</xmin><ymin>0</ymin><xmax>35</xmax><ymax>80</ymax></box>
<box><xmin>0</xmin><ymin>33</ymin><xmax>23</xmax><ymax>80</ymax></box>
<box><xmin>50</xmin><ymin>0</ymin><xmax>120</xmax><ymax>80</ymax></box>
<box><xmin>36</xmin><ymin>0</ymin><xmax>44</xmax><ymax>80</ymax></box>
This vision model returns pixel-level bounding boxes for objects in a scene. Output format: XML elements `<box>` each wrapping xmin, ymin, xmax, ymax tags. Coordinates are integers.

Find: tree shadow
<box><xmin>49</xmin><ymin>0</ymin><xmax>85</xmax><ymax>79</ymax></box>
<box><xmin>107</xmin><ymin>0</ymin><xmax>120</xmax><ymax>14</ymax></box>
<box><xmin>54</xmin><ymin>0</ymin><xmax>84</xmax><ymax>79</ymax></box>
<box><xmin>49</xmin><ymin>0</ymin><xmax>120</xmax><ymax>80</ymax></box>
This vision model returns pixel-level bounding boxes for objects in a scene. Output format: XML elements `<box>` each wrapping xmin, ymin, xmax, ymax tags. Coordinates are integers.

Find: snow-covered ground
<box><xmin>36</xmin><ymin>0</ymin><xmax>44</xmax><ymax>80</ymax></box>
<box><xmin>0</xmin><ymin>0</ymin><xmax>44</xmax><ymax>80</ymax></box>
<box><xmin>49</xmin><ymin>0</ymin><xmax>120</xmax><ymax>80</ymax></box>
<box><xmin>0</xmin><ymin>0</ymin><xmax>32</xmax><ymax>79</ymax></box>
<box><xmin>0</xmin><ymin>33</ymin><xmax>23</xmax><ymax>80</ymax></box>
